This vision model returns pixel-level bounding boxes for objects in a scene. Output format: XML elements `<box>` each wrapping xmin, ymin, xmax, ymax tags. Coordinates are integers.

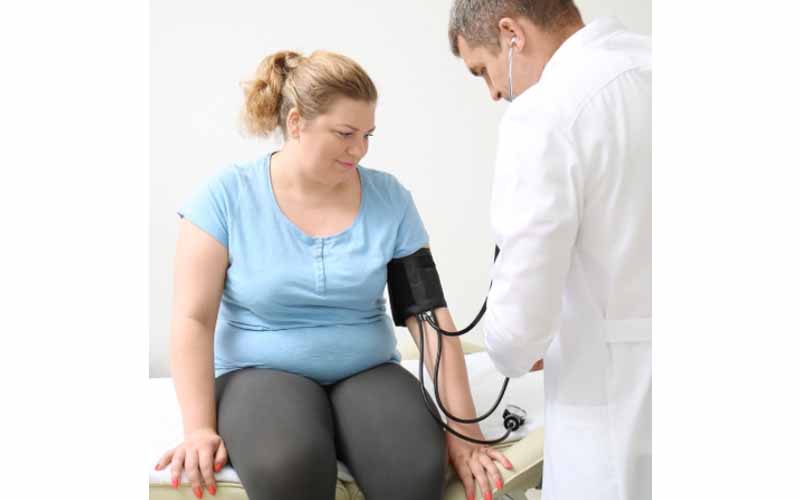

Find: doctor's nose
<box><xmin>489</xmin><ymin>87</ymin><xmax>502</xmax><ymax>102</ymax></box>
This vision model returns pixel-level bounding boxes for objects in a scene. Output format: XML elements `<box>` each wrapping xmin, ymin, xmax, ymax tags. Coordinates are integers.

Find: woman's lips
<box><xmin>337</xmin><ymin>160</ymin><xmax>355</xmax><ymax>169</ymax></box>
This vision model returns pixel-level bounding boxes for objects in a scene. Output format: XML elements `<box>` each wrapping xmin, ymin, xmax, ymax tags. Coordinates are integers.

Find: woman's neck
<box><xmin>271</xmin><ymin>148</ymin><xmax>350</xmax><ymax>203</ymax></box>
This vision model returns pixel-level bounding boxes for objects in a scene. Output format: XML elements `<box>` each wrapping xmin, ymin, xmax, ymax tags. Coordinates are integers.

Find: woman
<box><xmin>154</xmin><ymin>50</ymin><xmax>511</xmax><ymax>500</ymax></box>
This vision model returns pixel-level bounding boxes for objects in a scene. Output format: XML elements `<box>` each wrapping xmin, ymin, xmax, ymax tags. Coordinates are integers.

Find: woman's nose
<box><xmin>347</xmin><ymin>137</ymin><xmax>367</xmax><ymax>157</ymax></box>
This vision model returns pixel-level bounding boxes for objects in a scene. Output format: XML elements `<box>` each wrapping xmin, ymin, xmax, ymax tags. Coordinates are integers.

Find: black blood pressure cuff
<box><xmin>387</xmin><ymin>248</ymin><xmax>447</xmax><ymax>327</ymax></box>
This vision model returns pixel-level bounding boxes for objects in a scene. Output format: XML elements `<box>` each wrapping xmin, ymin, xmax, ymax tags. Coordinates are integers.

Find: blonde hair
<box><xmin>241</xmin><ymin>50</ymin><xmax>378</xmax><ymax>137</ymax></box>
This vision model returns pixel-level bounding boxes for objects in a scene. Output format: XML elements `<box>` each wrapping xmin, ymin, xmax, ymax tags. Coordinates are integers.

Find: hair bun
<box><xmin>241</xmin><ymin>51</ymin><xmax>303</xmax><ymax>137</ymax></box>
<box><xmin>274</xmin><ymin>50</ymin><xmax>302</xmax><ymax>74</ymax></box>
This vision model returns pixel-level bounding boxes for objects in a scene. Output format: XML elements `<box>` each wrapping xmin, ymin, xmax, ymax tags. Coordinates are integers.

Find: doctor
<box><xmin>447</xmin><ymin>1</ymin><xmax>651</xmax><ymax>499</ymax></box>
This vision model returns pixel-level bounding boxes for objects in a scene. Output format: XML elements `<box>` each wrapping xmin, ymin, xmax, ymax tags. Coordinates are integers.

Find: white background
<box><xmin>2</xmin><ymin>1</ymin><xmax>799</xmax><ymax>499</ymax></box>
<box><xmin>149</xmin><ymin>0</ymin><xmax>652</xmax><ymax>377</ymax></box>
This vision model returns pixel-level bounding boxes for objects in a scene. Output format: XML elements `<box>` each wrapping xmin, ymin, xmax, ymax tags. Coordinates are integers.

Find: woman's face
<box><xmin>291</xmin><ymin>97</ymin><xmax>376</xmax><ymax>186</ymax></box>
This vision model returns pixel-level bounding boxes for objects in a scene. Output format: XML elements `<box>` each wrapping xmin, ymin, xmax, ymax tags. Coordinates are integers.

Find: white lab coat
<box><xmin>484</xmin><ymin>18</ymin><xmax>651</xmax><ymax>500</ymax></box>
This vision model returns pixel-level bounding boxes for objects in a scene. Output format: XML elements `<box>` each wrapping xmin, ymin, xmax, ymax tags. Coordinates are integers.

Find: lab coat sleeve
<box><xmin>485</xmin><ymin>118</ymin><xmax>581</xmax><ymax>378</ymax></box>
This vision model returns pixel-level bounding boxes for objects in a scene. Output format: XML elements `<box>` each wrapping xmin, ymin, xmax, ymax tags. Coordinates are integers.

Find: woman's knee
<box><xmin>357</xmin><ymin>430</ymin><xmax>446</xmax><ymax>499</ymax></box>
<box><xmin>366</xmin><ymin>448</ymin><xmax>446</xmax><ymax>500</ymax></box>
<box><xmin>405</xmin><ymin>436</ymin><xmax>447</xmax><ymax>491</ymax></box>
<box><xmin>235</xmin><ymin>439</ymin><xmax>337</xmax><ymax>498</ymax></box>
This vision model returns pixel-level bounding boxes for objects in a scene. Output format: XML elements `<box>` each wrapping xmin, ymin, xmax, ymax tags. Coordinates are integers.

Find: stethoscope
<box><xmin>413</xmin><ymin>36</ymin><xmax>524</xmax><ymax>445</ymax></box>
<box><xmin>413</xmin><ymin>246</ymin><xmax>527</xmax><ymax>446</ymax></box>
<box><xmin>506</xmin><ymin>36</ymin><xmax>517</xmax><ymax>102</ymax></box>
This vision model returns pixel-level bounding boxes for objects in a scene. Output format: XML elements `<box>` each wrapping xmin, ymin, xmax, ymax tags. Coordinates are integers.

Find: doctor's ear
<box><xmin>498</xmin><ymin>17</ymin><xmax>524</xmax><ymax>50</ymax></box>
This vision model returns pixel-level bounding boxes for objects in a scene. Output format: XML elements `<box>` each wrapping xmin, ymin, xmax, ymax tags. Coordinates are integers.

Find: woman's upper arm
<box><xmin>172</xmin><ymin>218</ymin><xmax>229</xmax><ymax>329</ymax></box>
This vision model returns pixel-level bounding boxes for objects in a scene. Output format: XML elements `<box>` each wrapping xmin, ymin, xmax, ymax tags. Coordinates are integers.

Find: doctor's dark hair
<box><xmin>448</xmin><ymin>0</ymin><xmax>582</xmax><ymax>55</ymax></box>
<box><xmin>241</xmin><ymin>50</ymin><xmax>378</xmax><ymax>137</ymax></box>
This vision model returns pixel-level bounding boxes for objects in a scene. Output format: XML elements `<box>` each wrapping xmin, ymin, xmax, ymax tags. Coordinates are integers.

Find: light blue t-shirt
<box><xmin>178</xmin><ymin>153</ymin><xmax>429</xmax><ymax>384</ymax></box>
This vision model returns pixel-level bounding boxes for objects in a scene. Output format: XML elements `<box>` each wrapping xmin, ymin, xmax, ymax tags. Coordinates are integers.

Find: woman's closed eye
<box><xmin>336</xmin><ymin>130</ymin><xmax>373</xmax><ymax>139</ymax></box>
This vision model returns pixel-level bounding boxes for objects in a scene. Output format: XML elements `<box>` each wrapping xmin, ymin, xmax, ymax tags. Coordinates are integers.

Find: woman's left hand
<box><xmin>445</xmin><ymin>425</ymin><xmax>514</xmax><ymax>500</ymax></box>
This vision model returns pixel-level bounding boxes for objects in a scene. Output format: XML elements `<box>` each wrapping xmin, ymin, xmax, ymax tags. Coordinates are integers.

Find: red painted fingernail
<box><xmin>496</xmin><ymin>479</ymin><xmax>503</xmax><ymax>489</ymax></box>
<box><xmin>484</xmin><ymin>492</ymin><xmax>491</xmax><ymax>500</ymax></box>
<box><xmin>209</xmin><ymin>485</ymin><xmax>217</xmax><ymax>496</ymax></box>
<box><xmin>171</xmin><ymin>478</ymin><xmax>178</xmax><ymax>488</ymax></box>
<box><xmin>214</xmin><ymin>463</ymin><xmax>223</xmax><ymax>472</ymax></box>
<box><xmin>194</xmin><ymin>486</ymin><xmax>203</xmax><ymax>498</ymax></box>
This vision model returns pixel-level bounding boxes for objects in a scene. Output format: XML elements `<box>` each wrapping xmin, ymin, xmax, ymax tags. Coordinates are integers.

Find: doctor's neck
<box><xmin>511</xmin><ymin>17</ymin><xmax>585</xmax><ymax>90</ymax></box>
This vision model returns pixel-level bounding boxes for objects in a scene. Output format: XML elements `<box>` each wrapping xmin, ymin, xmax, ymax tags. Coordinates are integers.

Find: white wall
<box><xmin>150</xmin><ymin>0</ymin><xmax>651</xmax><ymax>377</ymax></box>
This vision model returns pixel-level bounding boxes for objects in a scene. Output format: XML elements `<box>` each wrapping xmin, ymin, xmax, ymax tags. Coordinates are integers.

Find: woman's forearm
<box><xmin>405</xmin><ymin>307</ymin><xmax>483</xmax><ymax>434</ymax></box>
<box><xmin>170</xmin><ymin>316</ymin><xmax>217</xmax><ymax>437</ymax></box>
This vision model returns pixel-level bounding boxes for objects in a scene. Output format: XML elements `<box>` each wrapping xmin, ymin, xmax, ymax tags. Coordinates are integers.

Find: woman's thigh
<box><xmin>328</xmin><ymin>362</ymin><xmax>446</xmax><ymax>500</ymax></box>
<box><xmin>215</xmin><ymin>368</ymin><xmax>338</xmax><ymax>500</ymax></box>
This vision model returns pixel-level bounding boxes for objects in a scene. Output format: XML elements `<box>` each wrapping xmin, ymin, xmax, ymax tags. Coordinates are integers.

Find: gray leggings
<box><xmin>214</xmin><ymin>362</ymin><xmax>446</xmax><ymax>500</ymax></box>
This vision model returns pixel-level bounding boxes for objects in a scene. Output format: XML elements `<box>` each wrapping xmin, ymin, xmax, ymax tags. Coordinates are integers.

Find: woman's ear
<box><xmin>286</xmin><ymin>108</ymin><xmax>302</xmax><ymax>140</ymax></box>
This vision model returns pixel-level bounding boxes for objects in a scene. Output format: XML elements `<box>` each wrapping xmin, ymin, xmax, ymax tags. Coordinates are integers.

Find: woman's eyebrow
<box><xmin>337</xmin><ymin>123</ymin><xmax>376</xmax><ymax>133</ymax></box>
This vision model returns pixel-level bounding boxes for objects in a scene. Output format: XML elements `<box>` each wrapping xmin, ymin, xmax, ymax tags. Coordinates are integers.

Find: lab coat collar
<box><xmin>540</xmin><ymin>17</ymin><xmax>626</xmax><ymax>82</ymax></box>
<box><xmin>507</xmin><ymin>17</ymin><xmax>625</xmax><ymax>109</ymax></box>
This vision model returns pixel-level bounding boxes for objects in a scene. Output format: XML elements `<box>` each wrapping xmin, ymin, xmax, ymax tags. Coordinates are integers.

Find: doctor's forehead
<box><xmin>456</xmin><ymin>36</ymin><xmax>487</xmax><ymax>75</ymax></box>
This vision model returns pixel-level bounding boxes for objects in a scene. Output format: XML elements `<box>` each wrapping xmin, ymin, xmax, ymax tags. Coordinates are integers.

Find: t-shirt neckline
<box><xmin>263</xmin><ymin>151</ymin><xmax>366</xmax><ymax>243</ymax></box>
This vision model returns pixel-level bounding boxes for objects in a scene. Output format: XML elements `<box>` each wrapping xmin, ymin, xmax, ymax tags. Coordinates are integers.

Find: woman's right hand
<box><xmin>154</xmin><ymin>427</ymin><xmax>228</xmax><ymax>499</ymax></box>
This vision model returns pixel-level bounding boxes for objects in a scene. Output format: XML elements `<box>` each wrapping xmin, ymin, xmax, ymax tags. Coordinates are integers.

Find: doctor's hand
<box><xmin>445</xmin><ymin>424</ymin><xmax>514</xmax><ymax>500</ymax></box>
<box><xmin>154</xmin><ymin>427</ymin><xmax>228</xmax><ymax>498</ymax></box>
<box><xmin>530</xmin><ymin>359</ymin><xmax>544</xmax><ymax>372</ymax></box>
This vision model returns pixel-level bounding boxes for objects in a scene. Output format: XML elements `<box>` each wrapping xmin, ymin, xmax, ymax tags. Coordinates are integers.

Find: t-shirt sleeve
<box><xmin>177</xmin><ymin>167</ymin><xmax>238</xmax><ymax>248</ymax></box>
<box><xmin>393</xmin><ymin>187</ymin><xmax>430</xmax><ymax>259</ymax></box>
